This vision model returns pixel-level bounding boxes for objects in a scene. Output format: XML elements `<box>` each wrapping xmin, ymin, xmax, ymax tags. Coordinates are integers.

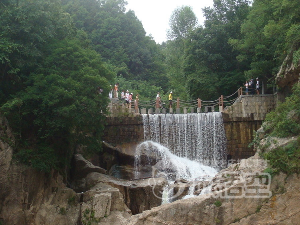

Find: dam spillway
<box><xmin>141</xmin><ymin>112</ymin><xmax>227</xmax><ymax>170</ymax></box>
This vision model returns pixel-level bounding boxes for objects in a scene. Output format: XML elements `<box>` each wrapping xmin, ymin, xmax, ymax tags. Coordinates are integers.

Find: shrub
<box><xmin>263</xmin><ymin>83</ymin><xmax>300</xmax><ymax>137</ymax></box>
<box><xmin>263</xmin><ymin>139</ymin><xmax>300</xmax><ymax>176</ymax></box>
<box><xmin>14</xmin><ymin>145</ymin><xmax>60</xmax><ymax>173</ymax></box>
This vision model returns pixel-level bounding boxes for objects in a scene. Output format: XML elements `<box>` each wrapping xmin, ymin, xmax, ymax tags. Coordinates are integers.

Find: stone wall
<box><xmin>222</xmin><ymin>94</ymin><xmax>277</xmax><ymax>160</ymax></box>
<box><xmin>223</xmin><ymin>94</ymin><xmax>276</xmax><ymax>121</ymax></box>
<box><xmin>102</xmin><ymin>116</ymin><xmax>144</xmax><ymax>156</ymax></box>
<box><xmin>222</xmin><ymin>114</ymin><xmax>262</xmax><ymax>160</ymax></box>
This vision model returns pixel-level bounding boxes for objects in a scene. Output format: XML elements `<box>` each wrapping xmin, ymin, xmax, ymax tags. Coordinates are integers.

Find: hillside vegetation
<box><xmin>256</xmin><ymin>83</ymin><xmax>300</xmax><ymax>176</ymax></box>
<box><xmin>1</xmin><ymin>0</ymin><xmax>300</xmax><ymax>173</ymax></box>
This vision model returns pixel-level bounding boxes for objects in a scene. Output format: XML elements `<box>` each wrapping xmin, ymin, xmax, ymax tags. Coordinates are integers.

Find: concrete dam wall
<box><xmin>102</xmin><ymin>94</ymin><xmax>277</xmax><ymax>162</ymax></box>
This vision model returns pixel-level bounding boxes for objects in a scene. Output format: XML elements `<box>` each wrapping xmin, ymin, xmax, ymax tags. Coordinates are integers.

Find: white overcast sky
<box><xmin>126</xmin><ymin>0</ymin><xmax>214</xmax><ymax>43</ymax></box>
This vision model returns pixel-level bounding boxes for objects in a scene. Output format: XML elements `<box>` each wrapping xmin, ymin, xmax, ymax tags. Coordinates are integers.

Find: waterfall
<box><xmin>142</xmin><ymin>112</ymin><xmax>227</xmax><ymax>169</ymax></box>
<box><xmin>134</xmin><ymin>112</ymin><xmax>227</xmax><ymax>202</ymax></box>
<box><xmin>134</xmin><ymin>141</ymin><xmax>218</xmax><ymax>203</ymax></box>
<box><xmin>134</xmin><ymin>141</ymin><xmax>217</xmax><ymax>181</ymax></box>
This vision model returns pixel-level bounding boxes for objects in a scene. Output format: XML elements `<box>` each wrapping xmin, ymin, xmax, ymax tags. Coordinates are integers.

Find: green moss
<box><xmin>82</xmin><ymin>208</ymin><xmax>100</xmax><ymax>225</ymax></box>
<box><xmin>215</xmin><ymin>218</ymin><xmax>221</xmax><ymax>224</ymax></box>
<box><xmin>273</xmin><ymin>182</ymin><xmax>286</xmax><ymax>195</ymax></box>
<box><xmin>214</xmin><ymin>200</ymin><xmax>222</xmax><ymax>207</ymax></box>
<box><xmin>255</xmin><ymin>205</ymin><xmax>262</xmax><ymax>213</ymax></box>
<box><xmin>59</xmin><ymin>207</ymin><xmax>67</xmax><ymax>215</ymax></box>
<box><xmin>68</xmin><ymin>196</ymin><xmax>77</xmax><ymax>206</ymax></box>
<box><xmin>14</xmin><ymin>146</ymin><xmax>60</xmax><ymax>173</ymax></box>
<box><xmin>233</xmin><ymin>218</ymin><xmax>240</xmax><ymax>223</ymax></box>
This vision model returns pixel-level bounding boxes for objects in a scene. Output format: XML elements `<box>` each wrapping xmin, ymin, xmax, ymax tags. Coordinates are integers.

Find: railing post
<box><xmin>197</xmin><ymin>98</ymin><xmax>202</xmax><ymax>113</ymax></box>
<box><xmin>135</xmin><ymin>97</ymin><xmax>139</xmax><ymax>114</ymax></box>
<box><xmin>197</xmin><ymin>98</ymin><xmax>201</xmax><ymax>108</ymax></box>
<box><xmin>156</xmin><ymin>97</ymin><xmax>160</xmax><ymax>108</ymax></box>
<box><xmin>176</xmin><ymin>98</ymin><xmax>180</xmax><ymax>114</ymax></box>
<box><xmin>219</xmin><ymin>95</ymin><xmax>224</xmax><ymax>112</ymax></box>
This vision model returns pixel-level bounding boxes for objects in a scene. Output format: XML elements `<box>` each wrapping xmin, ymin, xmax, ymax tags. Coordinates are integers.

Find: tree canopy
<box><xmin>1</xmin><ymin>0</ymin><xmax>300</xmax><ymax>172</ymax></box>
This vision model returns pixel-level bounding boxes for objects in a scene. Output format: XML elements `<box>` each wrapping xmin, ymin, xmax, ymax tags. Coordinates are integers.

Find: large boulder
<box><xmin>100</xmin><ymin>141</ymin><xmax>137</xmax><ymax>171</ymax></box>
<box><xmin>70</xmin><ymin>154</ymin><xmax>107</xmax><ymax>192</ymax></box>
<box><xmin>85</xmin><ymin>172</ymin><xmax>167</xmax><ymax>215</ymax></box>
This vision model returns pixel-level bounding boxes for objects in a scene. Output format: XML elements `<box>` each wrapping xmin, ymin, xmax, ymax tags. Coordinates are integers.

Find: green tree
<box><xmin>0</xmin><ymin>0</ymin><xmax>74</xmax><ymax>104</ymax></box>
<box><xmin>0</xmin><ymin>0</ymin><xmax>114</xmax><ymax>173</ymax></box>
<box><xmin>167</xmin><ymin>6</ymin><xmax>198</xmax><ymax>40</ymax></box>
<box><xmin>164</xmin><ymin>6</ymin><xmax>199</xmax><ymax>100</ymax></box>
<box><xmin>183</xmin><ymin>0</ymin><xmax>251</xmax><ymax>100</ymax></box>
<box><xmin>2</xmin><ymin>37</ymin><xmax>113</xmax><ymax>172</ymax></box>
<box><xmin>62</xmin><ymin>0</ymin><xmax>169</xmax><ymax>91</ymax></box>
<box><xmin>230</xmin><ymin>0</ymin><xmax>300</xmax><ymax>91</ymax></box>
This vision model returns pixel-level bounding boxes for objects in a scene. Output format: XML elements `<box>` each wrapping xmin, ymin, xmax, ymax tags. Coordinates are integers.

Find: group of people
<box><xmin>109</xmin><ymin>83</ymin><xmax>138</xmax><ymax>109</ymax></box>
<box><xmin>109</xmin><ymin>83</ymin><xmax>119</xmax><ymax>99</ymax></box>
<box><xmin>156</xmin><ymin>91</ymin><xmax>173</xmax><ymax>108</ymax></box>
<box><xmin>244</xmin><ymin>78</ymin><xmax>259</xmax><ymax>95</ymax></box>
<box><xmin>121</xmin><ymin>90</ymin><xmax>138</xmax><ymax>109</ymax></box>
<box><xmin>109</xmin><ymin>83</ymin><xmax>174</xmax><ymax>109</ymax></box>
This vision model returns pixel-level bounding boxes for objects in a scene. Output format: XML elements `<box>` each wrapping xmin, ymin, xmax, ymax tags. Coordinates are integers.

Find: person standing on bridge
<box><xmin>129</xmin><ymin>93</ymin><xmax>133</xmax><ymax>109</ymax></box>
<box><xmin>169</xmin><ymin>91</ymin><xmax>173</xmax><ymax>108</ymax></box>
<box><xmin>244</xmin><ymin>81</ymin><xmax>249</xmax><ymax>95</ymax></box>
<box><xmin>256</xmin><ymin>78</ymin><xmax>260</xmax><ymax>95</ymax></box>
<box><xmin>109</xmin><ymin>85</ymin><xmax>113</xmax><ymax>98</ymax></box>
<box><xmin>250</xmin><ymin>78</ymin><xmax>255</xmax><ymax>95</ymax></box>
<box><xmin>125</xmin><ymin>90</ymin><xmax>130</xmax><ymax>107</ymax></box>
<box><xmin>114</xmin><ymin>83</ymin><xmax>119</xmax><ymax>98</ymax></box>
<box><xmin>121</xmin><ymin>90</ymin><xmax>125</xmax><ymax>102</ymax></box>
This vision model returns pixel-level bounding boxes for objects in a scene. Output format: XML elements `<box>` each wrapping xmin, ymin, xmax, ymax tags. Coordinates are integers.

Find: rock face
<box><xmin>2</xmin><ymin>108</ymin><xmax>300</xmax><ymax>225</ymax></box>
<box><xmin>100</xmin><ymin>141</ymin><xmax>137</xmax><ymax>171</ymax></box>
<box><xmin>236</xmin><ymin>173</ymin><xmax>300</xmax><ymax>225</ymax></box>
<box><xmin>0</xmin><ymin>155</ymin><xmax>80</xmax><ymax>225</ymax></box>
<box><xmin>276</xmin><ymin>49</ymin><xmax>300</xmax><ymax>98</ymax></box>
<box><xmin>70</xmin><ymin>153</ymin><xmax>167</xmax><ymax>215</ymax></box>
<box><xmin>0</xmin><ymin>115</ymin><xmax>80</xmax><ymax>225</ymax></box>
<box><xmin>124</xmin><ymin>153</ymin><xmax>269</xmax><ymax>225</ymax></box>
<box><xmin>70</xmin><ymin>154</ymin><xmax>107</xmax><ymax>192</ymax></box>
<box><xmin>124</xmin><ymin>153</ymin><xmax>300</xmax><ymax>225</ymax></box>
<box><xmin>0</xmin><ymin>115</ymin><xmax>129</xmax><ymax>225</ymax></box>
<box><xmin>0</xmin><ymin>116</ymin><xmax>14</xmax><ymax>218</ymax></box>
<box><xmin>80</xmin><ymin>172</ymin><xmax>167</xmax><ymax>215</ymax></box>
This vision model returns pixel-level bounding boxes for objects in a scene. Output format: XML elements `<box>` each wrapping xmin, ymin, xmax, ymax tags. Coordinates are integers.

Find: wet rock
<box><xmin>72</xmin><ymin>154</ymin><xmax>107</xmax><ymax>178</ymax></box>
<box><xmin>101</xmin><ymin>141</ymin><xmax>136</xmax><ymax>170</ymax></box>
<box><xmin>70</xmin><ymin>154</ymin><xmax>107</xmax><ymax>192</ymax></box>
<box><xmin>85</xmin><ymin>172</ymin><xmax>167</xmax><ymax>215</ymax></box>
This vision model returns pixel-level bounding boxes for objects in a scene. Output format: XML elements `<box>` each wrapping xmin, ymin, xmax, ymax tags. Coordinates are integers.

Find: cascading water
<box><xmin>142</xmin><ymin>112</ymin><xmax>227</xmax><ymax>169</ymax></box>
<box><xmin>134</xmin><ymin>141</ymin><xmax>218</xmax><ymax>203</ymax></box>
<box><xmin>134</xmin><ymin>141</ymin><xmax>217</xmax><ymax>181</ymax></box>
<box><xmin>134</xmin><ymin>112</ymin><xmax>228</xmax><ymax>202</ymax></box>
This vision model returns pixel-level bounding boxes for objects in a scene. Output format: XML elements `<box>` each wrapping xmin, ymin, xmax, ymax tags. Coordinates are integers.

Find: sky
<box><xmin>126</xmin><ymin>0</ymin><xmax>214</xmax><ymax>44</ymax></box>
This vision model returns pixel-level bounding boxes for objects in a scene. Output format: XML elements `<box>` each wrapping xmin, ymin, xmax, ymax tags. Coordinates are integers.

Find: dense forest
<box><xmin>1</xmin><ymin>0</ymin><xmax>300</xmax><ymax>173</ymax></box>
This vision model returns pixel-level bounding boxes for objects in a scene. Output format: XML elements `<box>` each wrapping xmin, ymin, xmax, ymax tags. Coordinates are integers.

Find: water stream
<box><xmin>134</xmin><ymin>112</ymin><xmax>228</xmax><ymax>202</ymax></box>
